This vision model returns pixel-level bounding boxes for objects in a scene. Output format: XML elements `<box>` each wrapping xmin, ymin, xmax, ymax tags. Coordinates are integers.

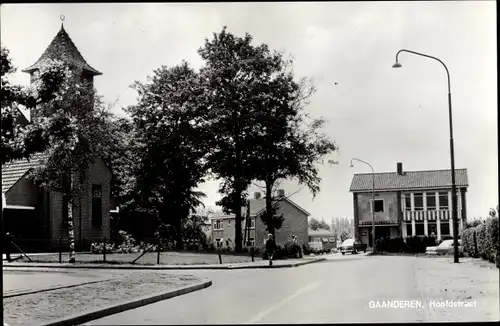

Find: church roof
<box><xmin>22</xmin><ymin>24</ymin><xmax>101</xmax><ymax>76</ymax></box>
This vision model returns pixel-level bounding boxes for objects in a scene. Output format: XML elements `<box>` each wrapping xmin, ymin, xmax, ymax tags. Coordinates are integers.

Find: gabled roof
<box><xmin>308</xmin><ymin>228</ymin><xmax>335</xmax><ymax>236</ymax></box>
<box><xmin>22</xmin><ymin>24</ymin><xmax>101</xmax><ymax>76</ymax></box>
<box><xmin>2</xmin><ymin>153</ymin><xmax>48</xmax><ymax>193</ymax></box>
<box><xmin>349</xmin><ymin>169</ymin><xmax>468</xmax><ymax>192</ymax></box>
<box><xmin>210</xmin><ymin>196</ymin><xmax>310</xmax><ymax>219</ymax></box>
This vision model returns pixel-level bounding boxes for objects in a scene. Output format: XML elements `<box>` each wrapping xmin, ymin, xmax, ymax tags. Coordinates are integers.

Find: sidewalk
<box><xmin>3</xmin><ymin>256</ymin><xmax>326</xmax><ymax>270</ymax></box>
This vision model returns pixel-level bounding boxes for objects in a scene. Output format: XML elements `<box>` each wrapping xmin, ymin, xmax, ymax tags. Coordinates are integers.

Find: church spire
<box><xmin>22</xmin><ymin>15</ymin><xmax>102</xmax><ymax>76</ymax></box>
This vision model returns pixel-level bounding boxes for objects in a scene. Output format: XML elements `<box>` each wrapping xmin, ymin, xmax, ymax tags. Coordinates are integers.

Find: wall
<box><xmin>78</xmin><ymin>157</ymin><xmax>112</xmax><ymax>246</ymax></box>
<box><xmin>255</xmin><ymin>200</ymin><xmax>309</xmax><ymax>247</ymax></box>
<box><xmin>356</xmin><ymin>192</ymin><xmax>399</xmax><ymax>222</ymax></box>
<box><xmin>5</xmin><ymin>177</ymin><xmax>38</xmax><ymax>207</ymax></box>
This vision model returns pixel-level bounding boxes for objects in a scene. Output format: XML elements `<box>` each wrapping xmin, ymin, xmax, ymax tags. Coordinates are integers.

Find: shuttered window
<box><xmin>92</xmin><ymin>185</ymin><xmax>102</xmax><ymax>227</ymax></box>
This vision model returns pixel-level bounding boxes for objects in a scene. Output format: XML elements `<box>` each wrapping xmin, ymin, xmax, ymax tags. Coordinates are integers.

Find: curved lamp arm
<box><xmin>394</xmin><ymin>49</ymin><xmax>451</xmax><ymax>94</ymax></box>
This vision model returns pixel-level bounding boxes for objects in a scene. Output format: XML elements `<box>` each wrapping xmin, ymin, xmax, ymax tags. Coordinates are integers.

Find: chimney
<box><xmin>254</xmin><ymin>192</ymin><xmax>261</xmax><ymax>200</ymax></box>
<box><xmin>277</xmin><ymin>189</ymin><xmax>285</xmax><ymax>198</ymax></box>
<box><xmin>397</xmin><ymin>162</ymin><xmax>403</xmax><ymax>175</ymax></box>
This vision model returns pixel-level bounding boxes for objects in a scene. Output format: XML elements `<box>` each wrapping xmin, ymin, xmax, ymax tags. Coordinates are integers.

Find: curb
<box><xmin>3</xmin><ymin>258</ymin><xmax>326</xmax><ymax>270</ymax></box>
<box><xmin>38</xmin><ymin>279</ymin><xmax>212</xmax><ymax>326</ymax></box>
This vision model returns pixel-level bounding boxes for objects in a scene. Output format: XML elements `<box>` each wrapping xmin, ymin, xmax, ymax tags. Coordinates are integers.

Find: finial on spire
<box><xmin>60</xmin><ymin>14</ymin><xmax>65</xmax><ymax>28</ymax></box>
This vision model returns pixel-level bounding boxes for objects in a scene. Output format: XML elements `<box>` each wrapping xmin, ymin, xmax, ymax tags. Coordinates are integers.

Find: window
<box><xmin>426</xmin><ymin>193</ymin><xmax>436</xmax><ymax>210</ymax></box>
<box><xmin>371</xmin><ymin>199</ymin><xmax>384</xmax><ymax>213</ymax></box>
<box><xmin>404</xmin><ymin>195</ymin><xmax>412</xmax><ymax>211</ymax></box>
<box><xmin>406</xmin><ymin>223</ymin><xmax>412</xmax><ymax>237</ymax></box>
<box><xmin>328</xmin><ymin>237</ymin><xmax>336</xmax><ymax>243</ymax></box>
<box><xmin>440</xmin><ymin>222</ymin><xmax>450</xmax><ymax>235</ymax></box>
<box><xmin>415</xmin><ymin>222</ymin><xmax>425</xmax><ymax>235</ymax></box>
<box><xmin>227</xmin><ymin>219</ymin><xmax>231</xmax><ymax>227</ymax></box>
<box><xmin>314</xmin><ymin>237</ymin><xmax>321</xmax><ymax>242</ymax></box>
<box><xmin>428</xmin><ymin>222</ymin><xmax>437</xmax><ymax>236</ymax></box>
<box><xmin>91</xmin><ymin>185</ymin><xmax>102</xmax><ymax>227</ymax></box>
<box><xmin>215</xmin><ymin>239</ymin><xmax>222</xmax><ymax>247</ymax></box>
<box><xmin>413</xmin><ymin>193</ymin><xmax>423</xmax><ymax>211</ymax></box>
<box><xmin>246</xmin><ymin>238</ymin><xmax>255</xmax><ymax>247</ymax></box>
<box><xmin>439</xmin><ymin>192</ymin><xmax>449</xmax><ymax>210</ymax></box>
<box><xmin>250</xmin><ymin>218</ymin><xmax>255</xmax><ymax>229</ymax></box>
<box><xmin>213</xmin><ymin>220</ymin><xmax>222</xmax><ymax>230</ymax></box>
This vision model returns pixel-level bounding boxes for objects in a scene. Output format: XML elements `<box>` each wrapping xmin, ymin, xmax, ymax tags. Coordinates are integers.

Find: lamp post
<box><xmin>350</xmin><ymin>158</ymin><xmax>376</xmax><ymax>253</ymax></box>
<box><xmin>392</xmin><ymin>49</ymin><xmax>459</xmax><ymax>263</ymax></box>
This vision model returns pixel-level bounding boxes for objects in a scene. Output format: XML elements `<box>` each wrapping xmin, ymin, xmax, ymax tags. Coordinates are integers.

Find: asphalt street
<box><xmin>84</xmin><ymin>254</ymin><xmax>499</xmax><ymax>324</ymax></box>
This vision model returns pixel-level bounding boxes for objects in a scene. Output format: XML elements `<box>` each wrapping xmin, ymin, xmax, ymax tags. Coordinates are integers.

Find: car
<box><xmin>339</xmin><ymin>239</ymin><xmax>367</xmax><ymax>255</ymax></box>
<box><xmin>426</xmin><ymin>239</ymin><xmax>464</xmax><ymax>256</ymax></box>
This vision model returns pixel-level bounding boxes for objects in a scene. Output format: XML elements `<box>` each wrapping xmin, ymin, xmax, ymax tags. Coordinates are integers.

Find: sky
<box><xmin>1</xmin><ymin>2</ymin><xmax>497</xmax><ymax>222</ymax></box>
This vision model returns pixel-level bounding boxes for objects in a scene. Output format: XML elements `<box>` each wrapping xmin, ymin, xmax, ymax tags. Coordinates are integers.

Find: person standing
<box><xmin>265</xmin><ymin>234</ymin><xmax>276</xmax><ymax>266</ymax></box>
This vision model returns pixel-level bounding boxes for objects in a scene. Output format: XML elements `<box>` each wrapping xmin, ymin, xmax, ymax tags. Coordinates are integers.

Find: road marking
<box><xmin>246</xmin><ymin>281</ymin><xmax>321</xmax><ymax>324</ymax></box>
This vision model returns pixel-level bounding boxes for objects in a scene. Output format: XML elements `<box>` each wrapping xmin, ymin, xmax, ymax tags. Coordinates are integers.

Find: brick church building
<box><xmin>2</xmin><ymin>22</ymin><xmax>112</xmax><ymax>252</ymax></box>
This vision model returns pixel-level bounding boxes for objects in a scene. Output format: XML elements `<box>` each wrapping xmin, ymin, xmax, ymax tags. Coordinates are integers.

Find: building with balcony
<box><xmin>350</xmin><ymin>162</ymin><xmax>468</xmax><ymax>247</ymax></box>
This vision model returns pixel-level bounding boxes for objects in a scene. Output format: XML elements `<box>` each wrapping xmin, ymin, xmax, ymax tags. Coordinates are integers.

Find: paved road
<box><xmin>85</xmin><ymin>254</ymin><xmax>499</xmax><ymax>324</ymax></box>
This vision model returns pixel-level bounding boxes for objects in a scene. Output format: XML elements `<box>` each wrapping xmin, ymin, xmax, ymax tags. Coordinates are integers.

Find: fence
<box><xmin>3</xmin><ymin>234</ymin><xmax>259</xmax><ymax>265</ymax></box>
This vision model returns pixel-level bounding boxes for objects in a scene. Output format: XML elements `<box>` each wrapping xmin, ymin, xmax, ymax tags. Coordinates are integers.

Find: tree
<box><xmin>198</xmin><ymin>27</ymin><xmax>275</xmax><ymax>251</ymax></box>
<box><xmin>309</xmin><ymin>217</ymin><xmax>320</xmax><ymax>230</ymax></box>
<box><xmin>1</xmin><ymin>46</ymin><xmax>67</xmax><ymax>165</ymax></box>
<box><xmin>246</xmin><ymin>54</ymin><xmax>337</xmax><ymax>236</ymax></box>
<box><xmin>126</xmin><ymin>61</ymin><xmax>210</xmax><ymax>250</ymax></box>
<box><xmin>26</xmin><ymin>63</ymin><xmax>115</xmax><ymax>263</ymax></box>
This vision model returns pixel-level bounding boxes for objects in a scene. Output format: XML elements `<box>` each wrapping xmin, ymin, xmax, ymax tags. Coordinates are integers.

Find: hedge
<box><xmin>461</xmin><ymin>227</ymin><xmax>479</xmax><ymax>258</ymax></box>
<box><xmin>374</xmin><ymin>236</ymin><xmax>432</xmax><ymax>253</ymax></box>
<box><xmin>462</xmin><ymin>216</ymin><xmax>499</xmax><ymax>267</ymax></box>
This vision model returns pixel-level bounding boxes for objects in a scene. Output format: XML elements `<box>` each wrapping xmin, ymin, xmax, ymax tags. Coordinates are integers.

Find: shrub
<box><xmin>462</xmin><ymin>227</ymin><xmax>479</xmax><ymax>258</ymax></box>
<box><xmin>475</xmin><ymin>223</ymin><xmax>489</xmax><ymax>260</ymax></box>
<box><xmin>284</xmin><ymin>240</ymin><xmax>303</xmax><ymax>258</ymax></box>
<box><xmin>114</xmin><ymin>230</ymin><xmax>140</xmax><ymax>253</ymax></box>
<box><xmin>485</xmin><ymin>217</ymin><xmax>499</xmax><ymax>263</ymax></box>
<box><xmin>262</xmin><ymin>244</ymin><xmax>287</xmax><ymax>260</ymax></box>
<box><xmin>405</xmin><ymin>236</ymin><xmax>427</xmax><ymax>253</ymax></box>
<box><xmin>90</xmin><ymin>242</ymin><xmax>115</xmax><ymax>254</ymax></box>
<box><xmin>302</xmin><ymin>243</ymin><xmax>311</xmax><ymax>256</ymax></box>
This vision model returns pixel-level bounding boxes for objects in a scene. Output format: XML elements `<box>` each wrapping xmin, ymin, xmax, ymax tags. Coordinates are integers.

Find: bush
<box><xmin>462</xmin><ymin>227</ymin><xmax>479</xmax><ymax>258</ymax></box>
<box><xmin>485</xmin><ymin>217</ymin><xmax>499</xmax><ymax>263</ymax></box>
<box><xmin>284</xmin><ymin>240</ymin><xmax>303</xmax><ymax>258</ymax></box>
<box><xmin>114</xmin><ymin>230</ymin><xmax>140</xmax><ymax>253</ymax></box>
<box><xmin>476</xmin><ymin>223</ymin><xmax>489</xmax><ymax>260</ymax></box>
<box><xmin>375</xmin><ymin>237</ymin><xmax>406</xmax><ymax>253</ymax></box>
<box><xmin>262</xmin><ymin>244</ymin><xmax>287</xmax><ymax>260</ymax></box>
<box><xmin>302</xmin><ymin>243</ymin><xmax>311</xmax><ymax>255</ymax></box>
<box><xmin>405</xmin><ymin>236</ymin><xmax>427</xmax><ymax>253</ymax></box>
<box><xmin>90</xmin><ymin>242</ymin><xmax>115</xmax><ymax>254</ymax></box>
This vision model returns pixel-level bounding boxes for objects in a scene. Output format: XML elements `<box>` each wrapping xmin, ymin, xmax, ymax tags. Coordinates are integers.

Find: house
<box><xmin>210</xmin><ymin>190</ymin><xmax>310</xmax><ymax>249</ymax></box>
<box><xmin>350</xmin><ymin>162</ymin><xmax>468</xmax><ymax>248</ymax></box>
<box><xmin>1</xmin><ymin>22</ymin><xmax>111</xmax><ymax>252</ymax></box>
<box><xmin>308</xmin><ymin>228</ymin><xmax>336</xmax><ymax>251</ymax></box>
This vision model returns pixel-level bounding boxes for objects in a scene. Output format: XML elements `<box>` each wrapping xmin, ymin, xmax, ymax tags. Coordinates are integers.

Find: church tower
<box><xmin>22</xmin><ymin>19</ymin><xmax>101</xmax><ymax>86</ymax></box>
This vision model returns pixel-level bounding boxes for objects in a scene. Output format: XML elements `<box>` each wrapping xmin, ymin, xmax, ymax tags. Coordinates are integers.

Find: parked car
<box><xmin>339</xmin><ymin>239</ymin><xmax>367</xmax><ymax>255</ymax></box>
<box><xmin>426</xmin><ymin>239</ymin><xmax>464</xmax><ymax>256</ymax></box>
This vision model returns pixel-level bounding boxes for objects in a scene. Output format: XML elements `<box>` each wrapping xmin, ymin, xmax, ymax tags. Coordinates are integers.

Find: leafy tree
<box><xmin>182</xmin><ymin>214</ymin><xmax>209</xmax><ymax>250</ymax></box>
<box><xmin>126</xmin><ymin>61</ymin><xmax>210</xmax><ymax>250</ymax></box>
<box><xmin>25</xmin><ymin>63</ymin><xmax>115</xmax><ymax>263</ymax></box>
<box><xmin>309</xmin><ymin>217</ymin><xmax>321</xmax><ymax>230</ymax></box>
<box><xmin>1</xmin><ymin>46</ymin><xmax>67</xmax><ymax>165</ymax></box>
<box><xmin>198</xmin><ymin>27</ymin><xmax>275</xmax><ymax>251</ymax></box>
<box><xmin>245</xmin><ymin>54</ymin><xmax>337</xmax><ymax>235</ymax></box>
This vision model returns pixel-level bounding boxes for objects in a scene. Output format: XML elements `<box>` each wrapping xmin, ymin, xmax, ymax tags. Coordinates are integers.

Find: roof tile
<box><xmin>349</xmin><ymin>169</ymin><xmax>468</xmax><ymax>192</ymax></box>
<box><xmin>2</xmin><ymin>153</ymin><xmax>47</xmax><ymax>193</ymax></box>
<box><xmin>22</xmin><ymin>25</ymin><xmax>101</xmax><ymax>76</ymax></box>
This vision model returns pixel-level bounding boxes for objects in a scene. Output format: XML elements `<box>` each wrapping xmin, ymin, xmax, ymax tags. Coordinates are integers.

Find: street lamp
<box><xmin>350</xmin><ymin>158</ymin><xmax>376</xmax><ymax>253</ymax></box>
<box><xmin>392</xmin><ymin>49</ymin><xmax>459</xmax><ymax>263</ymax></box>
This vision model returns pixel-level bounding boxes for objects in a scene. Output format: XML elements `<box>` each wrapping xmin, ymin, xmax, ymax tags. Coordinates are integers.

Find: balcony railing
<box><xmin>403</xmin><ymin>209</ymin><xmax>460</xmax><ymax>221</ymax></box>
<box><xmin>358</xmin><ymin>220</ymin><xmax>399</xmax><ymax>226</ymax></box>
